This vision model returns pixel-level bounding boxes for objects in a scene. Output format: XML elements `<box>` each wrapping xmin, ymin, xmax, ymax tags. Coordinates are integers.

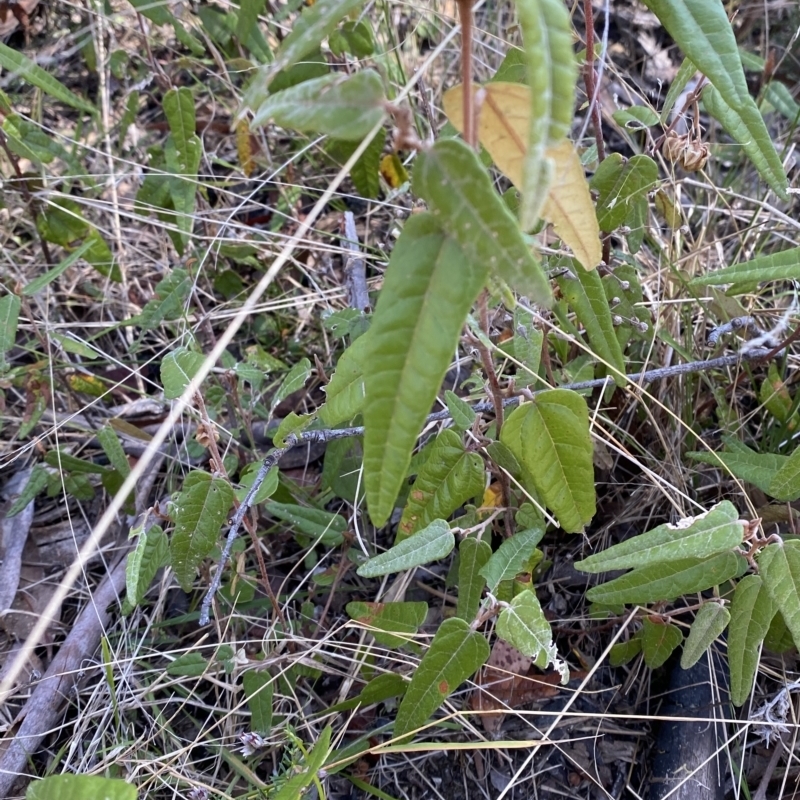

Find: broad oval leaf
<box><xmin>501</xmin><ymin>390</ymin><xmax>595</xmax><ymax>533</ymax></box>
<box><xmin>728</xmin><ymin>575</ymin><xmax>776</xmax><ymax>706</ymax></box>
<box><xmin>767</xmin><ymin>445</ymin><xmax>800</xmax><ymax>502</ymax></box>
<box><xmin>442</xmin><ymin>84</ymin><xmax>601</xmax><ymax>269</ymax></box>
<box><xmin>575</xmin><ymin>501</ymin><xmax>745</xmax><ymax>573</ymax></box>
<box><xmin>479</xmin><ymin>527</ymin><xmax>546</xmax><ymax>592</ymax></box>
<box><xmin>457</xmin><ymin>538</ymin><xmax>491</xmax><ymax>622</ymax></box>
<box><xmin>136</xmin><ymin>268</ymin><xmax>192</xmax><ymax>330</ymax></box>
<box><xmin>250</xmin><ymin>71</ymin><xmax>385</xmax><ymax>141</ymax></box>
<box><xmin>271</xmin><ymin>358</ymin><xmax>312</xmax><ymax>414</ymax></box>
<box><xmin>687</xmin><ymin>438</ymin><xmax>787</xmax><ymax>495</ymax></box>
<box><xmin>640</xmin><ymin>617</ymin><xmax>683</xmax><ymax>669</ymax></box>
<box><xmin>590</xmin><ymin>153</ymin><xmax>658</xmax><ymax>233</ymax></box>
<box><xmin>394</xmin><ymin>616</ymin><xmax>490</xmax><ymax>738</ymax></box>
<box><xmin>641</xmin><ymin>0</ymin><xmax>788</xmax><ymax>199</ymax></box>
<box><xmin>161</xmin><ymin>347</ymin><xmax>206</xmax><ymax>400</ymax></box>
<box><xmin>398</xmin><ymin>429</ymin><xmax>485</xmax><ymax>538</ymax></box>
<box><xmin>357</xmin><ymin>519</ymin><xmax>455</xmax><ymax>578</ymax></box>
<box><xmin>266</xmin><ymin>501</ymin><xmax>347</xmax><ymax>544</ymax></box>
<box><xmin>757</xmin><ymin>540</ymin><xmax>800</xmax><ymax>652</ymax></box>
<box><xmin>126</xmin><ymin>524</ymin><xmax>169</xmax><ymax>608</ymax></box>
<box><xmin>346</xmin><ymin>600</ymin><xmax>428</xmax><ymax>648</ymax></box>
<box><xmin>363</xmin><ymin>213</ymin><xmax>487</xmax><ymax>526</ymax></box>
<box><xmin>444</xmin><ymin>390</ymin><xmax>476</xmax><ymax>432</ymax></box>
<box><xmin>242</xmin><ymin>670</ymin><xmax>274</xmax><ymax>736</ymax></box>
<box><xmin>586</xmin><ymin>551</ymin><xmax>747</xmax><ymax>606</ymax></box>
<box><xmin>680</xmin><ymin>601</ymin><xmax>731</xmax><ymax>669</ymax></box>
<box><xmin>555</xmin><ymin>259</ymin><xmax>626</xmax><ymax>383</ymax></box>
<box><xmin>413</xmin><ymin>138</ymin><xmax>550</xmax><ymax>304</ymax></box>
<box><xmin>26</xmin><ymin>774</ymin><xmax>136</xmax><ymax>800</ymax></box>
<box><xmin>497</xmin><ymin>590</ymin><xmax>566</xmax><ymax>678</ymax></box>
<box><xmin>690</xmin><ymin>245</ymin><xmax>800</xmax><ymax>287</ymax></box>
<box><xmin>170</xmin><ymin>472</ymin><xmax>235</xmax><ymax>591</ymax></box>
<box><xmin>516</xmin><ymin>0</ymin><xmax>578</xmax><ymax>226</ymax></box>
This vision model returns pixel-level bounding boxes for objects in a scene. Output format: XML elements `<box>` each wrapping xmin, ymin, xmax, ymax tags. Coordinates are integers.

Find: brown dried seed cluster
<box><xmin>661</xmin><ymin>130</ymin><xmax>710</xmax><ymax>172</ymax></box>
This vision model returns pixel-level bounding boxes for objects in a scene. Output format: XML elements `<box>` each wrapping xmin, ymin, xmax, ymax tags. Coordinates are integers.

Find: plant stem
<box><xmin>582</xmin><ymin>0</ymin><xmax>605</xmax><ymax>163</ymax></box>
<box><xmin>457</xmin><ymin>0</ymin><xmax>476</xmax><ymax>149</ymax></box>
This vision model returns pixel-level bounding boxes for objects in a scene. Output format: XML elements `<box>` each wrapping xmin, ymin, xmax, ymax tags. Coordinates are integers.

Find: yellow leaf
<box><xmin>67</xmin><ymin>373</ymin><xmax>107</xmax><ymax>397</ymax></box>
<box><xmin>236</xmin><ymin>119</ymin><xmax>255</xmax><ymax>177</ymax></box>
<box><xmin>481</xmin><ymin>482</ymin><xmax>504</xmax><ymax>509</ymax></box>
<box><xmin>379</xmin><ymin>153</ymin><xmax>408</xmax><ymax>188</ymax></box>
<box><xmin>443</xmin><ymin>83</ymin><xmax>602</xmax><ymax>270</ymax></box>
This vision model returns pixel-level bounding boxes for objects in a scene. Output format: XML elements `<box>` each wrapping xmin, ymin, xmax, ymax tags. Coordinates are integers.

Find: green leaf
<box><xmin>271</xmin><ymin>729</ymin><xmax>333</xmax><ymax>800</ymax></box>
<box><xmin>500</xmin><ymin>390</ymin><xmax>595</xmax><ymax>533</ymax></box>
<box><xmin>689</xmin><ymin>245</ymin><xmax>800</xmax><ymax>286</ymax></box>
<box><xmin>0</xmin><ymin>42</ymin><xmax>95</xmax><ymax>114</ymax></box>
<box><xmin>235</xmin><ymin>463</ymin><xmax>279</xmax><ymax>505</ymax></box>
<box><xmin>0</xmin><ymin>292</ymin><xmax>20</xmax><ymax>372</ymax></box>
<box><xmin>413</xmin><ymin>139</ymin><xmax>550</xmax><ymax>304</ymax></box>
<box><xmin>768</xmin><ymin>445</ymin><xmax>800</xmax><ymax>502</ymax></box>
<box><xmin>444</xmin><ymin>390</ymin><xmax>476</xmax><ymax>432</ymax></box>
<box><xmin>271</xmin><ymin>358</ymin><xmax>311</xmax><ymax>415</ymax></box>
<box><xmin>128</xmin><ymin>0</ymin><xmax>204</xmax><ymax>54</ymax></box>
<box><xmin>44</xmin><ymin>449</ymin><xmax>106</xmax><ymax>475</ymax></box>
<box><xmin>497</xmin><ymin>589</ymin><xmax>566</xmax><ymax>676</ymax></box>
<box><xmin>334</xmin><ymin>129</ymin><xmax>386</xmax><ymax>199</ymax></box>
<box><xmin>21</xmin><ymin>239</ymin><xmax>95</xmax><ymax>297</ymax></box>
<box><xmin>266</xmin><ymin>502</ymin><xmax>347</xmax><ymax>544</ymax></box>
<box><xmin>346</xmin><ymin>600</ymin><xmax>428</xmax><ymax>648</ymax></box>
<box><xmin>126</xmin><ymin>525</ymin><xmax>169</xmax><ymax>608</ymax></box>
<box><xmin>136</xmin><ymin>268</ymin><xmax>192</xmax><ymax>329</ymax></box>
<box><xmin>661</xmin><ymin>58</ymin><xmax>697</xmax><ymax>124</ymax></box>
<box><xmin>357</xmin><ymin>519</ymin><xmax>455</xmax><ymax>578</ymax></box>
<box><xmin>612</xmin><ymin>106</ymin><xmax>660</xmax><ymax>130</ymax></box>
<box><xmin>251</xmin><ymin>70</ymin><xmax>385</xmax><ymax>141</ymax></box>
<box><xmin>25</xmin><ymin>774</ymin><xmax>136</xmax><ymax>800</ymax></box>
<box><xmin>330</xmin><ymin>19</ymin><xmax>375</xmax><ymax>58</ymax></box>
<box><xmin>590</xmin><ymin>153</ymin><xmax>658</xmax><ymax>233</ymax></box>
<box><xmin>516</xmin><ymin>0</ymin><xmax>578</xmax><ymax>226</ymax></box>
<box><xmin>586</xmin><ymin>552</ymin><xmax>747</xmax><ymax>606</ymax></box>
<box><xmin>640</xmin><ymin>617</ymin><xmax>683</xmax><ymax>669</ymax></box>
<box><xmin>97</xmin><ymin>424</ymin><xmax>130</xmax><ymax>478</ymax></box>
<box><xmin>161</xmin><ymin>347</ymin><xmax>206</xmax><ymax>399</ymax></box>
<box><xmin>319</xmin><ymin>334</ymin><xmax>368</xmax><ymax>426</ymax></box>
<box><xmin>763</xmin><ymin>82</ymin><xmax>800</xmax><ymax>124</ymax></box>
<box><xmin>167</xmin><ymin>652</ymin><xmax>209</xmax><ymax>677</ymax></box>
<box><xmin>170</xmin><ymin>472</ymin><xmax>235</xmax><ymax>591</ymax></box>
<box><xmin>728</xmin><ymin>575</ymin><xmax>775</xmax><ymax>706</ymax></box>
<box><xmin>6</xmin><ymin>464</ymin><xmax>49</xmax><ymax>517</ymax></box>
<box><xmin>363</xmin><ymin>213</ymin><xmax>487</xmax><ymax>525</ymax></box>
<box><xmin>555</xmin><ymin>260</ymin><xmax>626</xmax><ymax>385</ymax></box>
<box><xmin>273</xmin><ymin>412</ymin><xmax>314</xmax><ymax>448</ymax></box>
<box><xmin>394</xmin><ymin>617</ymin><xmax>489</xmax><ymax>738</ymax></box>
<box><xmin>236</xmin><ymin>0</ymin><xmax>272</xmax><ymax>63</ymax></box>
<box><xmin>504</xmin><ymin>306</ymin><xmax>543</xmax><ymax>379</ymax></box>
<box><xmin>479</xmin><ymin>527</ymin><xmax>546</xmax><ymax>592</ymax></box>
<box><xmin>764</xmin><ymin>609</ymin><xmax>795</xmax><ymax>653</ymax></box>
<box><xmin>641</xmin><ymin>0</ymin><xmax>788</xmax><ymax>199</ymax></box>
<box><xmin>575</xmin><ymin>500</ymin><xmax>744</xmax><ymax>573</ymax></box>
<box><xmin>757</xmin><ymin>540</ymin><xmax>800</xmax><ymax>652</ymax></box>
<box><xmin>687</xmin><ymin>438</ymin><xmax>787</xmax><ymax>495</ymax></box>
<box><xmin>492</xmin><ymin>47</ymin><xmax>527</xmax><ymax>84</ymax></box>
<box><xmin>398</xmin><ymin>429</ymin><xmax>485</xmax><ymax>538</ymax></box>
<box><xmin>268</xmin><ymin>0</ymin><xmax>365</xmax><ymax>81</ymax></box>
<box><xmin>242</xmin><ymin>670</ymin><xmax>274</xmax><ymax>735</ymax></box>
<box><xmin>457</xmin><ymin>538</ymin><xmax>491</xmax><ymax>622</ymax></box>
<box><xmin>680</xmin><ymin>601</ymin><xmax>731</xmax><ymax>669</ymax></box>
<box><xmin>609</xmin><ymin>637</ymin><xmax>642</xmax><ymax>667</ymax></box>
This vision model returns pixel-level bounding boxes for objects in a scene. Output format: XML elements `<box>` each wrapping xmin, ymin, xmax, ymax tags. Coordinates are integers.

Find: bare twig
<box><xmin>582</xmin><ymin>0</ymin><xmax>605</xmax><ymax>164</ymax></box>
<box><xmin>342</xmin><ymin>211</ymin><xmax>370</xmax><ymax>312</ymax></box>
<box><xmin>197</xmin><ymin>344</ymin><xmax>781</xmax><ymax>625</ymax></box>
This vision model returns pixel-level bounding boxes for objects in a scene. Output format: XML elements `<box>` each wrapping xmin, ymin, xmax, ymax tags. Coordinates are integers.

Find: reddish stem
<box><xmin>457</xmin><ymin>0</ymin><xmax>476</xmax><ymax>149</ymax></box>
<box><xmin>583</xmin><ymin>0</ymin><xmax>605</xmax><ymax>163</ymax></box>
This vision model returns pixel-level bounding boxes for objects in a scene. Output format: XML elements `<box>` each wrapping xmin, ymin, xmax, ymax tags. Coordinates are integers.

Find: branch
<box><xmin>198</xmin><ymin>339</ymin><xmax>781</xmax><ymax>626</ymax></box>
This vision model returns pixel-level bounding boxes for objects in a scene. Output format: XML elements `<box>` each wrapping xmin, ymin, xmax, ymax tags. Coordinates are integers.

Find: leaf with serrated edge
<box><xmin>641</xmin><ymin>618</ymin><xmax>683</xmax><ymax>669</ymax></box>
<box><xmin>728</xmin><ymin>575</ymin><xmax>775</xmax><ymax>706</ymax></box>
<box><xmin>170</xmin><ymin>472</ymin><xmax>234</xmax><ymax>591</ymax></box>
<box><xmin>501</xmin><ymin>390</ymin><xmax>595</xmax><ymax>533</ymax></box>
<box><xmin>479</xmin><ymin>528</ymin><xmax>546</xmax><ymax>592</ymax></box>
<box><xmin>442</xmin><ymin>84</ymin><xmax>600</xmax><ymax>269</ymax></box>
<box><xmin>586</xmin><ymin>552</ymin><xmax>746</xmax><ymax>606</ymax></box>
<box><xmin>641</xmin><ymin>0</ymin><xmax>787</xmax><ymax>199</ymax></box>
<box><xmin>516</xmin><ymin>0</ymin><xmax>577</xmax><ymax>226</ymax></box>
<box><xmin>268</xmin><ymin>0</ymin><xmax>365</xmax><ymax>82</ymax></box>
<box><xmin>357</xmin><ymin>519</ymin><xmax>455</xmax><ymax>578</ymax></box>
<box><xmin>768</xmin><ymin>445</ymin><xmax>800</xmax><ymax>501</ymax></box>
<box><xmin>413</xmin><ymin>139</ymin><xmax>550</xmax><ymax>303</ymax></box>
<box><xmin>457</xmin><ymin>538</ymin><xmax>491</xmax><ymax>622</ymax></box>
<box><xmin>690</xmin><ymin>245</ymin><xmax>800</xmax><ymax>287</ymax></box>
<box><xmin>680</xmin><ymin>602</ymin><xmax>731</xmax><ymax>669</ymax></box>
<box><xmin>395</xmin><ymin>617</ymin><xmax>490</xmax><ymax>738</ymax></box>
<box><xmin>251</xmin><ymin>71</ymin><xmax>385</xmax><ymax>141</ymax></box>
<box><xmin>497</xmin><ymin>590</ymin><xmax>568</xmax><ymax>680</ymax></box>
<box><xmin>399</xmin><ymin>429</ymin><xmax>485</xmax><ymax>538</ymax></box>
<box><xmin>0</xmin><ymin>293</ymin><xmax>21</xmax><ymax>371</ymax></box>
<box><xmin>758</xmin><ymin>541</ymin><xmax>800</xmax><ymax>652</ymax></box>
<box><xmin>363</xmin><ymin>213</ymin><xmax>487</xmax><ymax>525</ymax></box>
<box><xmin>575</xmin><ymin>500</ymin><xmax>745</xmax><ymax>573</ymax></box>
<box><xmin>161</xmin><ymin>348</ymin><xmax>206</xmax><ymax>400</ymax></box>
<box><xmin>687</xmin><ymin>439</ymin><xmax>787</xmax><ymax>495</ymax></box>
<box><xmin>555</xmin><ymin>259</ymin><xmax>626</xmax><ymax>383</ymax></box>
